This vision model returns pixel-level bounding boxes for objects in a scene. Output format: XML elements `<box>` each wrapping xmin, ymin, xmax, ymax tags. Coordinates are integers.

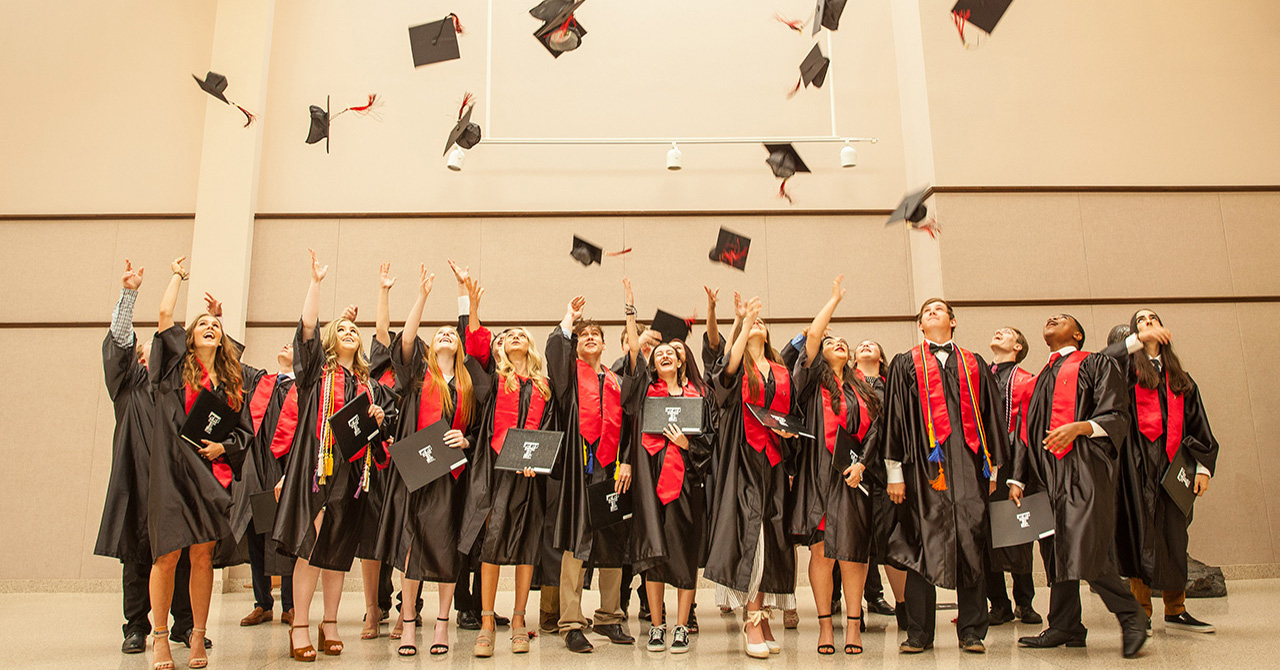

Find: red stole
<box><xmin>378</xmin><ymin>367</ymin><xmax>395</xmax><ymax>387</ymax></box>
<box><xmin>1135</xmin><ymin>371</ymin><xmax>1184</xmax><ymax>463</ymax></box>
<box><xmin>491</xmin><ymin>376</ymin><xmax>549</xmax><ymax>454</ymax></box>
<box><xmin>577</xmin><ymin>360</ymin><xmax>623</xmax><ymax>469</ymax></box>
<box><xmin>642</xmin><ymin>380</ymin><xmax>701</xmax><ymax>505</ymax></box>
<box><xmin>466</xmin><ymin>326</ymin><xmax>494</xmax><ymax>369</ymax></box>
<box><xmin>248</xmin><ymin>375</ymin><xmax>278</xmax><ymax>434</ymax></box>
<box><xmin>268</xmin><ymin>385</ymin><xmax>300</xmax><ymax>459</ymax></box>
<box><xmin>819</xmin><ymin>386</ymin><xmax>849</xmax><ymax>455</ymax></box>
<box><xmin>909</xmin><ymin>344</ymin><xmax>983</xmax><ymax>454</ymax></box>
<box><xmin>418</xmin><ymin>373</ymin><xmax>469</xmax><ymax>478</ymax></box>
<box><xmin>183</xmin><ymin>360</ymin><xmax>233</xmax><ymax>488</ymax></box>
<box><xmin>1007</xmin><ymin>367</ymin><xmax>1036</xmax><ymax>438</ymax></box>
<box><xmin>1038</xmin><ymin>350</ymin><xmax>1089</xmax><ymax>460</ymax></box>
<box><xmin>741</xmin><ymin>360</ymin><xmax>790</xmax><ymax>467</ymax></box>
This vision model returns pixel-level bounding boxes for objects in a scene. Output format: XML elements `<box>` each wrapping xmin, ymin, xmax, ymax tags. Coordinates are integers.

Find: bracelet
<box><xmin>174</xmin><ymin>273</ymin><xmax>188</xmax><ymax>281</ymax></box>
<box><xmin>624</xmin><ymin>304</ymin><xmax>637</xmax><ymax>316</ymax></box>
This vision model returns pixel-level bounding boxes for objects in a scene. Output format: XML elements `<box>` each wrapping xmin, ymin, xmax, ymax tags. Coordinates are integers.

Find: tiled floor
<box><xmin>3</xmin><ymin>579</ymin><xmax>1278</xmax><ymax>669</ymax></box>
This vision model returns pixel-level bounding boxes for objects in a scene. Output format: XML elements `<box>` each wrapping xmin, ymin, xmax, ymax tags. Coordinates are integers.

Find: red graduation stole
<box><xmin>466</xmin><ymin>326</ymin><xmax>494</xmax><ymax>369</ymax></box>
<box><xmin>248</xmin><ymin>374</ymin><xmax>278</xmax><ymax>434</ymax></box>
<box><xmin>910</xmin><ymin>343</ymin><xmax>990</xmax><ymax>490</ymax></box>
<box><xmin>1007</xmin><ymin>367</ymin><xmax>1036</xmax><ymax>438</ymax></box>
<box><xmin>1036</xmin><ymin>350</ymin><xmax>1089</xmax><ymax>460</ymax></box>
<box><xmin>642</xmin><ymin>380</ymin><xmax>701</xmax><ymax>505</ymax></box>
<box><xmin>268</xmin><ymin>385</ymin><xmax>300</xmax><ymax>459</ymax></box>
<box><xmin>378</xmin><ymin>367</ymin><xmax>395</xmax><ymax>387</ymax></box>
<box><xmin>1135</xmin><ymin>371</ymin><xmax>1184</xmax><ymax>463</ymax></box>
<box><xmin>183</xmin><ymin>360</ymin><xmax>233</xmax><ymax>488</ymax></box>
<box><xmin>491</xmin><ymin>375</ymin><xmax>548</xmax><ymax>454</ymax></box>
<box><xmin>741</xmin><ymin>360</ymin><xmax>790</xmax><ymax>467</ymax></box>
<box><xmin>577</xmin><ymin>360</ymin><xmax>623</xmax><ymax>469</ymax></box>
<box><xmin>418</xmin><ymin>372</ymin><xmax>470</xmax><ymax>478</ymax></box>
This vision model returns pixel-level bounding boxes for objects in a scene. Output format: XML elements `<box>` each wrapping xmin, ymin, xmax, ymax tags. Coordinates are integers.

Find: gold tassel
<box><xmin>929</xmin><ymin>463</ymin><xmax>947</xmax><ymax>491</ymax></box>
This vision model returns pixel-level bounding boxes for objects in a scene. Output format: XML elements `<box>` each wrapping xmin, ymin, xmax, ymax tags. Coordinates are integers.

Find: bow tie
<box><xmin>929</xmin><ymin>343</ymin><xmax>953</xmax><ymax>355</ymax></box>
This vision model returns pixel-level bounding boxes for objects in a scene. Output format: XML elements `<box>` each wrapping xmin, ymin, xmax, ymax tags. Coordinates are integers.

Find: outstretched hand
<box><xmin>566</xmin><ymin>295</ymin><xmax>586</xmax><ymax>323</ymax></box>
<box><xmin>341</xmin><ymin>304</ymin><xmax>358</xmax><ymax>322</ymax></box>
<box><xmin>447</xmin><ymin>259</ymin><xmax>469</xmax><ymax>285</ymax></box>
<box><xmin>704</xmin><ymin>285</ymin><xmax>719</xmax><ymax>304</ymax></box>
<box><xmin>203</xmin><ymin>293</ymin><xmax>223</xmax><ymax>318</ymax></box>
<box><xmin>378</xmin><ymin>261</ymin><xmax>396</xmax><ymax>290</ymax></box>
<box><xmin>831</xmin><ymin>274</ymin><xmax>846</xmax><ymax>302</ymax></box>
<box><xmin>733</xmin><ymin>291</ymin><xmax>746</xmax><ymax>320</ymax></box>
<box><xmin>465</xmin><ymin>277</ymin><xmax>484</xmax><ymax>308</ymax></box>
<box><xmin>170</xmin><ymin>256</ymin><xmax>188</xmax><ymax>280</ymax></box>
<box><xmin>418</xmin><ymin>264</ymin><xmax>435</xmax><ymax>298</ymax></box>
<box><xmin>309</xmin><ymin>249</ymin><xmax>328</xmax><ymax>283</ymax></box>
<box><xmin>122</xmin><ymin>259</ymin><xmax>144</xmax><ymax>290</ymax></box>
<box><xmin>622</xmin><ymin>277</ymin><xmax>634</xmax><ymax>306</ymax></box>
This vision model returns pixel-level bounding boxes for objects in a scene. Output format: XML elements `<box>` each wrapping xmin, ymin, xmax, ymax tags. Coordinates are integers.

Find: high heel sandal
<box><xmin>815</xmin><ymin>614</ymin><xmax>835</xmax><ymax>655</ymax></box>
<box><xmin>845</xmin><ymin>615</ymin><xmax>864</xmax><ymax>655</ymax></box>
<box><xmin>317</xmin><ymin>620</ymin><xmax>343</xmax><ymax>656</ymax></box>
<box><xmin>510</xmin><ymin>609</ymin><xmax>531</xmax><ymax>654</ymax></box>
<box><xmin>761</xmin><ymin>609</ymin><xmax>781</xmax><ymax>654</ymax></box>
<box><xmin>430</xmin><ymin>617</ymin><xmax>450</xmax><ymax>655</ymax></box>
<box><xmin>288</xmin><ymin>623</ymin><xmax>315</xmax><ymax>663</ymax></box>
<box><xmin>187</xmin><ymin>628</ymin><xmax>208</xmax><ymax>668</ymax></box>
<box><xmin>474</xmin><ymin>611</ymin><xmax>495</xmax><ymax>657</ymax></box>
<box><xmin>389</xmin><ymin>613</ymin><xmax>404</xmax><ymax>640</ymax></box>
<box><xmin>152</xmin><ymin>628</ymin><xmax>174</xmax><ymax>670</ymax></box>
<box><xmin>397</xmin><ymin>617</ymin><xmax>418</xmax><ymax>657</ymax></box>
<box><xmin>361</xmin><ymin>608</ymin><xmax>381</xmax><ymax>640</ymax></box>
<box><xmin>742</xmin><ymin>610</ymin><xmax>771</xmax><ymax>659</ymax></box>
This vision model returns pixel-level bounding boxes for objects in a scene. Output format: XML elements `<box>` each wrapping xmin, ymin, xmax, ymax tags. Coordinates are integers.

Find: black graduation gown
<box><xmin>458</xmin><ymin>330</ymin><xmax>555</xmax><ymax>566</ymax></box>
<box><xmin>629</xmin><ymin>370</ymin><xmax>714</xmax><ymax>588</ymax></box>
<box><xmin>699</xmin><ymin>333</ymin><xmax>726</xmax><ymax>568</ymax></box>
<box><xmin>988</xmin><ymin>361</ymin><xmax>1035</xmax><ymax>574</ymax></box>
<box><xmin>703</xmin><ymin>359</ymin><xmax>797</xmax><ymax>598</ymax></box>
<box><xmin>227</xmin><ymin>371</ymin><xmax>299</xmax><ymax>576</ymax></box>
<box><xmin>147</xmin><ymin>325</ymin><xmax>252</xmax><ymax>560</ymax></box>
<box><xmin>1011</xmin><ymin>351</ymin><xmax>1129</xmax><ymax>584</ymax></box>
<box><xmin>880</xmin><ymin>347</ymin><xmax>1009</xmax><ymax>590</ymax></box>
<box><xmin>355</xmin><ymin>337</ymin><xmax>400</xmax><ymax>561</ymax></box>
<box><xmin>207</xmin><ymin>362</ymin><xmax>265</xmax><ymax>569</ymax></box>
<box><xmin>546</xmin><ymin>328</ymin><xmax>643</xmax><ymax>567</ymax></box>
<box><xmin>787</xmin><ymin>352</ymin><xmax>878</xmax><ymax>563</ymax></box>
<box><xmin>862</xmin><ymin>376</ymin><xmax>895</xmax><ymax>565</ymax></box>
<box><xmin>375</xmin><ymin>333</ymin><xmax>483</xmax><ymax>582</ymax></box>
<box><xmin>95</xmin><ymin>334</ymin><xmax>154</xmax><ymax>564</ymax></box>
<box><xmin>272</xmin><ymin>321</ymin><xmax>396</xmax><ymax>572</ymax></box>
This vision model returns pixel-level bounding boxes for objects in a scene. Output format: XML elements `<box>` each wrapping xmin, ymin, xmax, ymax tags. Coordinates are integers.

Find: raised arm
<box><xmin>729</xmin><ymin>290</ymin><xmax>746</xmax><ymax>347</ymax></box>
<box><xmin>111</xmin><ymin>259</ymin><xmax>144</xmax><ymax>348</ymax></box>
<box><xmin>704</xmin><ymin>286</ymin><xmax>721</xmax><ymax>351</ymax></box>
<box><xmin>400</xmin><ymin>264</ymin><xmax>433</xmax><ymax>361</ymax></box>
<box><xmin>623</xmin><ymin>278</ymin><xmax>640</xmax><ymax>368</ymax></box>
<box><xmin>804</xmin><ymin>275</ymin><xmax>845</xmax><ymax>367</ymax></box>
<box><xmin>724</xmin><ymin>296</ymin><xmax>762</xmax><ymax>377</ymax></box>
<box><xmin>158</xmin><ymin>256</ymin><xmax>186</xmax><ymax>332</ymax></box>
<box><xmin>301</xmin><ymin>249</ymin><xmax>328</xmax><ymax>340</ymax></box>
<box><xmin>465</xmin><ymin>277</ymin><xmax>484</xmax><ymax>333</ymax></box>
<box><xmin>375</xmin><ymin>261</ymin><xmax>395</xmax><ymax>347</ymax></box>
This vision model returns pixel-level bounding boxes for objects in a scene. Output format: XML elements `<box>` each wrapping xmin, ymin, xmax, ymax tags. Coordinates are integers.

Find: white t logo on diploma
<box><xmin>665</xmin><ymin>406</ymin><xmax>682</xmax><ymax>423</ymax></box>
<box><xmin>523</xmin><ymin>441</ymin><xmax>538</xmax><ymax>460</ymax></box>
<box><xmin>605</xmin><ymin>492</ymin><xmax>620</xmax><ymax>512</ymax></box>
<box><xmin>1177</xmin><ymin>467</ymin><xmax>1190</xmax><ymax>488</ymax></box>
<box><xmin>1016</xmin><ymin>511</ymin><xmax>1031</xmax><ymax>529</ymax></box>
<box><xmin>348</xmin><ymin>415</ymin><xmax>361</xmax><ymax>435</ymax></box>
<box><xmin>419</xmin><ymin>445</ymin><xmax>435</xmax><ymax>464</ymax></box>
<box><xmin>205</xmin><ymin>413</ymin><xmax>221</xmax><ymax>434</ymax></box>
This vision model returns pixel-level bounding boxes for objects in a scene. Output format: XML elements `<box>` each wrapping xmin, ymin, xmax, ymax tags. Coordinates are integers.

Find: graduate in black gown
<box><xmin>984</xmin><ymin>327</ymin><xmax>1042</xmax><ymax>626</ymax></box>
<box><xmin>1103</xmin><ymin>309</ymin><xmax>1219</xmax><ymax>633</ymax></box>
<box><xmin>148</xmin><ymin>257</ymin><xmax>253</xmax><ymax>670</ymax></box>
<box><xmin>704</xmin><ymin>296</ymin><xmax>797</xmax><ymax>658</ymax></box>
<box><xmin>852</xmin><ymin>339</ymin><xmax>903</xmax><ymax>623</ymax></box>
<box><xmin>1009</xmin><ymin>314</ymin><xmax>1148</xmax><ymax>658</ymax></box>
<box><xmin>276</xmin><ymin>250</ymin><xmax>395</xmax><ymax>662</ymax></box>
<box><xmin>786</xmin><ymin>276</ymin><xmax>881</xmax><ymax>656</ymax></box>
<box><xmin>880</xmin><ymin>298</ymin><xmax>1008</xmax><ymax>654</ymax></box>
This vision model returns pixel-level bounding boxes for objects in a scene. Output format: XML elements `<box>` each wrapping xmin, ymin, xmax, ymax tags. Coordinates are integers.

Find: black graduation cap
<box><xmin>533</xmin><ymin>0</ymin><xmax>587</xmax><ymax>57</ymax></box>
<box><xmin>764</xmin><ymin>143</ymin><xmax>810</xmax><ymax>179</ymax></box>
<box><xmin>192</xmin><ymin>71</ymin><xmax>230</xmax><ymax>104</ymax></box>
<box><xmin>886</xmin><ymin>186</ymin><xmax>929</xmax><ymax>225</ymax></box>
<box><xmin>813</xmin><ymin>0</ymin><xmax>848</xmax><ymax>33</ymax></box>
<box><xmin>409</xmin><ymin>14</ymin><xmax>463</xmax><ymax>67</ymax></box>
<box><xmin>951</xmin><ymin>0</ymin><xmax>1013</xmax><ymax>35</ymax></box>
<box><xmin>571</xmin><ymin>236</ymin><xmax>602</xmax><ymax>266</ymax></box>
<box><xmin>709</xmin><ymin>227</ymin><xmax>750</xmax><ymax>271</ymax></box>
<box><xmin>650</xmin><ymin>309</ymin><xmax>692</xmax><ymax>344</ymax></box>
<box><xmin>443</xmin><ymin>96</ymin><xmax>482</xmax><ymax>156</ymax></box>
<box><xmin>305</xmin><ymin>97</ymin><xmax>330</xmax><ymax>153</ymax></box>
<box><xmin>798</xmin><ymin>44</ymin><xmax>830</xmax><ymax>89</ymax></box>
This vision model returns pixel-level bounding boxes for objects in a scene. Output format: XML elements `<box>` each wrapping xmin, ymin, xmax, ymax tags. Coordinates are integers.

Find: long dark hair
<box><xmin>819</xmin><ymin>338</ymin><xmax>881</xmax><ymax>421</ymax></box>
<box><xmin>1128</xmin><ymin>309</ymin><xmax>1193</xmax><ymax>394</ymax></box>
<box><xmin>673</xmin><ymin>339</ymin><xmax>706</xmax><ymax>393</ymax></box>
<box><xmin>744</xmin><ymin>323</ymin><xmax>783</xmax><ymax>400</ymax></box>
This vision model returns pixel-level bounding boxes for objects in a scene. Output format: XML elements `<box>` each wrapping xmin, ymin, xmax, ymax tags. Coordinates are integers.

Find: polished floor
<box><xmin>4</xmin><ymin>578</ymin><xmax>1279</xmax><ymax>669</ymax></box>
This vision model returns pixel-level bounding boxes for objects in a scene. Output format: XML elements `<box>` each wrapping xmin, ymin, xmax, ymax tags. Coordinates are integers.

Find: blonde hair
<box><xmin>495</xmin><ymin>327</ymin><xmax>551</xmax><ymax>400</ymax></box>
<box><xmin>320</xmin><ymin>318</ymin><xmax>370</xmax><ymax>384</ymax></box>
<box><xmin>422</xmin><ymin>326</ymin><xmax>474</xmax><ymax>426</ymax></box>
<box><xmin>183</xmin><ymin>313</ymin><xmax>244</xmax><ymax>410</ymax></box>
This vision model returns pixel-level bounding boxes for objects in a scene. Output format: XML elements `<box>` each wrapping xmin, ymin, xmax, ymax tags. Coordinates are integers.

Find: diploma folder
<box><xmin>989</xmin><ymin>492</ymin><xmax>1056</xmax><ymax>549</ymax></box>
<box><xmin>746</xmin><ymin>403</ymin><xmax>814</xmax><ymax>439</ymax></box>
<box><xmin>641</xmin><ymin>397</ymin><xmax>703</xmax><ymax>435</ymax></box>
<box><xmin>389</xmin><ymin>419</ymin><xmax>467</xmax><ymax>492</ymax></box>
<box><xmin>180</xmin><ymin>389</ymin><xmax>238</xmax><ymax>448</ymax></box>
<box><xmin>249</xmin><ymin>490</ymin><xmax>278</xmax><ymax>535</ymax></box>
<box><xmin>1161</xmin><ymin>445</ymin><xmax>1198</xmax><ymax>517</ymax></box>
<box><xmin>327</xmin><ymin>393</ymin><xmax>381</xmax><ymax>461</ymax></box>
<box><xmin>586</xmin><ymin>479</ymin><xmax>633</xmax><ymax>531</ymax></box>
<box><xmin>494</xmin><ymin>428</ymin><xmax>563</xmax><ymax>474</ymax></box>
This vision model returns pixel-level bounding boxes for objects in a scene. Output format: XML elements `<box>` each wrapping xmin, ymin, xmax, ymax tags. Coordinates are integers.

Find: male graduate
<box><xmin>1009</xmin><ymin>314</ymin><xmax>1148</xmax><ymax>658</ymax></box>
<box><xmin>984</xmin><ymin>327</ymin><xmax>1041</xmax><ymax>626</ymax></box>
<box><xmin>881</xmin><ymin>298</ymin><xmax>1009</xmax><ymax>654</ymax></box>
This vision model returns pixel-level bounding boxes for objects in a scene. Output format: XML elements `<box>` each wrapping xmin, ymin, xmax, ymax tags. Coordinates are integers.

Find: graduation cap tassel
<box><xmin>952</xmin><ymin>9</ymin><xmax>970</xmax><ymax>44</ymax></box>
<box><xmin>684</xmin><ymin>309</ymin><xmax>697</xmax><ymax>329</ymax></box>
<box><xmin>773</xmin><ymin>12</ymin><xmax>805</xmax><ymax>33</ymax></box>
<box><xmin>604</xmin><ymin>247</ymin><xmax>633</xmax><ymax>258</ymax></box>
<box><xmin>447</xmin><ymin>12</ymin><xmax>465</xmax><ymax>35</ymax></box>
<box><xmin>459</xmin><ymin>92</ymin><xmax>475</xmax><ymax>119</ymax></box>
<box><xmin>778</xmin><ymin>177</ymin><xmax>793</xmax><ymax>204</ymax></box>
<box><xmin>234</xmin><ymin>104</ymin><xmax>256</xmax><ymax>127</ymax></box>
<box><xmin>918</xmin><ymin>219</ymin><xmax>941</xmax><ymax>239</ymax></box>
<box><xmin>787</xmin><ymin>77</ymin><xmax>803</xmax><ymax>99</ymax></box>
<box><xmin>346</xmin><ymin>94</ymin><xmax>380</xmax><ymax>116</ymax></box>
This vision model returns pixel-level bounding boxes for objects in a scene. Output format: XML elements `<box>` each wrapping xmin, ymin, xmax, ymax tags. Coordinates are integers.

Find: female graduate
<box><xmin>787</xmin><ymin>277</ymin><xmax>881</xmax><ymax>655</ymax></box>
<box><xmin>704</xmin><ymin>296</ymin><xmax>797</xmax><ymax>659</ymax></box>
<box><xmin>1107</xmin><ymin>309</ymin><xmax>1219</xmax><ymax>633</ymax></box>
<box><xmin>276</xmin><ymin>250</ymin><xmax>394</xmax><ymax>662</ymax></box>
<box><xmin>455</xmin><ymin>274</ymin><xmax>556</xmax><ymax>656</ymax></box>
<box><xmin>148</xmin><ymin>257</ymin><xmax>252</xmax><ymax>670</ymax></box>
<box><xmin>377</xmin><ymin>264</ymin><xmax>479</xmax><ymax>657</ymax></box>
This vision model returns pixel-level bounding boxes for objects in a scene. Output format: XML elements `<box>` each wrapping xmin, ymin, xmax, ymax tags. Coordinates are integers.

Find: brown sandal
<box><xmin>389</xmin><ymin>614</ymin><xmax>404</xmax><ymax>640</ymax></box>
<box><xmin>317</xmin><ymin>620</ymin><xmax>343</xmax><ymax>656</ymax></box>
<box><xmin>288</xmin><ymin>623</ymin><xmax>315</xmax><ymax>663</ymax></box>
<box><xmin>511</xmin><ymin>609</ymin><xmax>530</xmax><ymax>654</ymax></box>
<box><xmin>361</xmin><ymin>609</ymin><xmax>381</xmax><ymax>640</ymax></box>
<box><xmin>187</xmin><ymin>628</ymin><xmax>208</xmax><ymax>668</ymax></box>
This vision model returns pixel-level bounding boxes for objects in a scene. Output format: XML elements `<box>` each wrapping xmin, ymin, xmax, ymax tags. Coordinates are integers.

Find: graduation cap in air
<box><xmin>789</xmin><ymin>44</ymin><xmax>829</xmax><ymax>96</ymax></box>
<box><xmin>305</xmin><ymin>94</ymin><xmax>382</xmax><ymax>154</ymax></box>
<box><xmin>570</xmin><ymin>236</ymin><xmax>631</xmax><ymax>267</ymax></box>
<box><xmin>409</xmin><ymin>14</ymin><xmax>464</xmax><ymax>67</ymax></box>
<box><xmin>443</xmin><ymin>93</ymin><xmax>482</xmax><ymax>156</ymax></box>
<box><xmin>812</xmin><ymin>0</ymin><xmax>848</xmax><ymax>34</ymax></box>
<box><xmin>192</xmin><ymin>71</ymin><xmax>256</xmax><ymax>127</ymax></box>
<box><xmin>886</xmin><ymin>187</ymin><xmax>940</xmax><ymax>236</ymax></box>
<box><xmin>951</xmin><ymin>0</ymin><xmax>1013</xmax><ymax>41</ymax></box>
<box><xmin>533</xmin><ymin>0</ymin><xmax>587</xmax><ymax>57</ymax></box>
<box><xmin>651</xmin><ymin>309</ymin><xmax>692</xmax><ymax>344</ymax></box>
<box><xmin>709</xmin><ymin>227</ymin><xmax>751</xmax><ymax>271</ymax></box>
<box><xmin>764</xmin><ymin>143</ymin><xmax>810</xmax><ymax>203</ymax></box>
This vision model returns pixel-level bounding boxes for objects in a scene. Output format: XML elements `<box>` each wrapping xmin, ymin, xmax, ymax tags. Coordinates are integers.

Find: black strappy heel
<box><xmin>429</xmin><ymin>617</ymin><xmax>450</xmax><ymax>655</ymax></box>
<box><xmin>397</xmin><ymin>617</ymin><xmax>417</xmax><ymax>657</ymax></box>
<box><xmin>845</xmin><ymin>615</ymin><xmax>864</xmax><ymax>655</ymax></box>
<box><xmin>816</xmin><ymin>614</ymin><xmax>835</xmax><ymax>655</ymax></box>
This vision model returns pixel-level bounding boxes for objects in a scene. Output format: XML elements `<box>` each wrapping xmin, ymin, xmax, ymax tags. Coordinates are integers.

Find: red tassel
<box><xmin>929</xmin><ymin>463</ymin><xmax>947</xmax><ymax>491</ymax></box>
<box><xmin>916</xmin><ymin>218</ymin><xmax>941</xmax><ymax>238</ymax></box>
<box><xmin>952</xmin><ymin>9</ymin><xmax>970</xmax><ymax>45</ymax></box>
<box><xmin>604</xmin><ymin>248</ymin><xmax>632</xmax><ymax>258</ymax></box>
<box><xmin>459</xmin><ymin>92</ymin><xmax>475</xmax><ymax>119</ymax></box>
<box><xmin>683</xmin><ymin>309</ymin><xmax>697</xmax><ymax>329</ymax></box>
<box><xmin>778</xmin><ymin>178</ymin><xmax>793</xmax><ymax>204</ymax></box>
<box><xmin>774</xmin><ymin>12</ymin><xmax>804</xmax><ymax>33</ymax></box>
<box><xmin>787</xmin><ymin>77</ymin><xmax>802</xmax><ymax>99</ymax></box>
<box><xmin>347</xmin><ymin>94</ymin><xmax>378</xmax><ymax>114</ymax></box>
<box><xmin>448</xmin><ymin>13</ymin><xmax>465</xmax><ymax>35</ymax></box>
<box><xmin>234</xmin><ymin>104</ymin><xmax>256</xmax><ymax>127</ymax></box>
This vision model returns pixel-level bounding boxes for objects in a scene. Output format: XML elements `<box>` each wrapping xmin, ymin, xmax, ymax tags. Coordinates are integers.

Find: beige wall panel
<box><xmin>1234</xmin><ymin>304</ymin><xmax>1280</xmax><ymax>563</ymax></box>
<box><xmin>937</xmin><ymin>194</ymin><xmax>1091</xmax><ymax>301</ymax></box>
<box><xmin>0</xmin><ymin>221</ymin><xmax>117</xmax><ymax>323</ymax></box>
<box><xmin>921</xmin><ymin>0</ymin><xmax>1280</xmax><ymax>186</ymax></box>
<box><xmin>0</xmin><ymin>1</ymin><xmax>216</xmax><ymax>214</ymax></box>
<box><xmin>114</xmin><ymin>220</ymin><xmax>198</xmax><ymax>328</ymax></box>
<box><xmin>1079</xmin><ymin>194</ymin><xmax>1232</xmax><ymax>298</ymax></box>
<box><xmin>1220</xmin><ymin>193</ymin><xmax>1280</xmax><ymax>296</ymax></box>
<box><xmin>247</xmin><ymin>219</ymin><xmax>341</xmax><ymax>322</ymax></box>
<box><xmin>243</xmin><ymin>327</ymin><xmax>298</xmax><ymax>376</ymax></box>
<box><xmin>762</xmin><ymin>215</ymin><xmax>913</xmax><ymax>318</ymax></box>
<box><xmin>0</xmin><ymin>330</ymin><xmax>102</xmax><ymax>579</ymax></box>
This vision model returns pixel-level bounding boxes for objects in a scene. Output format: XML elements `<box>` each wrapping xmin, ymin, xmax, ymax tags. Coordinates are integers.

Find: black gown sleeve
<box><xmin>546</xmin><ymin>327</ymin><xmax>576</xmax><ymax>410</ymax></box>
<box><xmin>151</xmin><ymin>325</ymin><xmax>188</xmax><ymax>393</ymax></box>
<box><xmin>880</xmin><ymin>353</ymin><xmax>915</xmax><ymax>464</ymax></box>
<box><xmin>293</xmin><ymin>320</ymin><xmax>325</xmax><ymax>390</ymax></box>
<box><xmin>103</xmin><ymin>333</ymin><xmax>145</xmax><ymax>402</ymax></box>
<box><xmin>1083</xmin><ymin>354</ymin><xmax>1130</xmax><ymax>457</ymax></box>
<box><xmin>1180</xmin><ymin>376</ymin><xmax>1219</xmax><ymax>475</ymax></box>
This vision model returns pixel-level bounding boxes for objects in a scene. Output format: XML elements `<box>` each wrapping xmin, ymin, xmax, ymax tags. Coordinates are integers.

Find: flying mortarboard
<box><xmin>709</xmin><ymin>227</ymin><xmax>751</xmax><ymax>271</ymax></box>
<box><xmin>533</xmin><ymin>0</ymin><xmax>587</xmax><ymax>57</ymax></box>
<box><xmin>764</xmin><ymin>143</ymin><xmax>810</xmax><ymax>203</ymax></box>
<box><xmin>950</xmin><ymin>0</ymin><xmax>1013</xmax><ymax>44</ymax></box>
<box><xmin>192</xmin><ymin>71</ymin><xmax>256</xmax><ymax>127</ymax></box>
<box><xmin>650</xmin><ymin>309</ymin><xmax>693</xmax><ymax>344</ymax></box>
<box><xmin>812</xmin><ymin>0</ymin><xmax>848</xmax><ymax>34</ymax></box>
<box><xmin>409</xmin><ymin>14</ymin><xmax>464</xmax><ymax>67</ymax></box>
<box><xmin>886</xmin><ymin>187</ymin><xmax>941</xmax><ymax>237</ymax></box>
<box><xmin>570</xmin><ymin>236</ymin><xmax>632</xmax><ymax>267</ymax></box>
<box><xmin>443</xmin><ymin>93</ymin><xmax>483</xmax><ymax>156</ymax></box>
<box><xmin>305</xmin><ymin>94</ymin><xmax>382</xmax><ymax>154</ymax></box>
<box><xmin>789</xmin><ymin>44</ymin><xmax>829</xmax><ymax>97</ymax></box>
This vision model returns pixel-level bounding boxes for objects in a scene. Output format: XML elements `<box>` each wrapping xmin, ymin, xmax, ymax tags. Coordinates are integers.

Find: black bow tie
<box><xmin>929</xmin><ymin>343</ymin><xmax>953</xmax><ymax>355</ymax></box>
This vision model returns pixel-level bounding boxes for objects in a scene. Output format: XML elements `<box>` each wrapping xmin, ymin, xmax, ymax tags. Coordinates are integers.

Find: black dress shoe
<box><xmin>592</xmin><ymin>623</ymin><xmax>635</xmax><ymax>644</ymax></box>
<box><xmin>988</xmin><ymin>607</ymin><xmax>1015</xmax><ymax>626</ymax></box>
<box><xmin>121</xmin><ymin>632</ymin><xmax>147</xmax><ymax>654</ymax></box>
<box><xmin>866</xmin><ymin>597</ymin><xmax>895</xmax><ymax>617</ymax></box>
<box><xmin>1122</xmin><ymin>619</ymin><xmax>1149</xmax><ymax>658</ymax></box>
<box><xmin>898</xmin><ymin>638</ymin><xmax>933</xmax><ymax>653</ymax></box>
<box><xmin>1018</xmin><ymin>628</ymin><xmax>1087</xmax><ymax>649</ymax></box>
<box><xmin>1165</xmin><ymin>611</ymin><xmax>1215</xmax><ymax>633</ymax></box>
<box><xmin>1015</xmin><ymin>606</ymin><xmax>1043</xmax><ymax>625</ymax></box>
<box><xmin>171</xmin><ymin>629</ymin><xmax>213</xmax><ymax>649</ymax></box>
<box><xmin>456</xmin><ymin>610</ymin><xmax>481</xmax><ymax>630</ymax></box>
<box><xmin>959</xmin><ymin>637</ymin><xmax>986</xmax><ymax>653</ymax></box>
<box><xmin>565</xmin><ymin>629</ymin><xmax>594</xmax><ymax>653</ymax></box>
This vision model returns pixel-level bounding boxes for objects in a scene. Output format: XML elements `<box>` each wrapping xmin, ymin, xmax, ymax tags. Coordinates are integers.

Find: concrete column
<box><xmin>186</xmin><ymin>0</ymin><xmax>277</xmax><ymax>343</ymax></box>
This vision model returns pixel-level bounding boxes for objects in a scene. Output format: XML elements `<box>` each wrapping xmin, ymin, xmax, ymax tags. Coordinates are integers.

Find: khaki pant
<box><xmin>1130</xmin><ymin>578</ymin><xmax>1186</xmax><ymax>617</ymax></box>
<box><xmin>558</xmin><ymin>551</ymin><xmax>623</xmax><ymax>633</ymax></box>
